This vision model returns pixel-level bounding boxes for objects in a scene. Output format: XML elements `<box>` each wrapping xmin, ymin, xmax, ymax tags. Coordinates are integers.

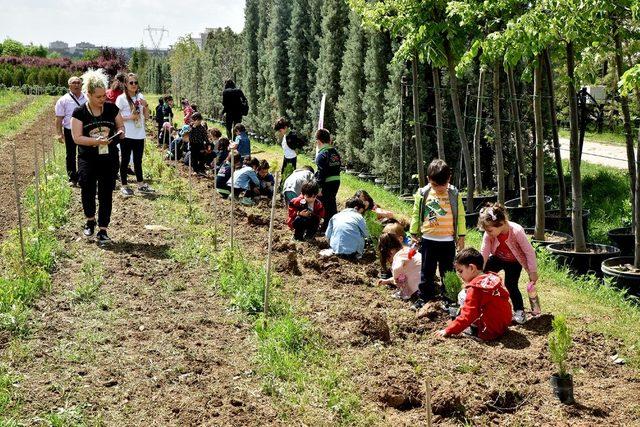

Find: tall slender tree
<box><xmin>268</xmin><ymin>0</ymin><xmax>293</xmax><ymax>117</ymax></box>
<box><xmin>287</xmin><ymin>0</ymin><xmax>313</xmax><ymax>129</ymax></box>
<box><xmin>243</xmin><ymin>0</ymin><xmax>260</xmax><ymax>117</ymax></box>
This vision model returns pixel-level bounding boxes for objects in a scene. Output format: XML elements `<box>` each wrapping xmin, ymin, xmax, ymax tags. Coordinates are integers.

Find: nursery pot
<box><xmin>607</xmin><ymin>227</ymin><xmax>634</xmax><ymax>256</ymax></box>
<box><xmin>601</xmin><ymin>257</ymin><xmax>640</xmax><ymax>297</ymax></box>
<box><xmin>462</xmin><ymin>191</ymin><xmax>498</xmax><ymax>211</ymax></box>
<box><xmin>465</xmin><ymin>212</ymin><xmax>480</xmax><ymax>231</ymax></box>
<box><xmin>547</xmin><ymin>243</ymin><xmax>621</xmax><ymax>277</ymax></box>
<box><xmin>384</xmin><ymin>184</ymin><xmax>400</xmax><ymax>192</ymax></box>
<box><xmin>374</xmin><ymin>178</ymin><xmax>386</xmax><ymax>185</ymax></box>
<box><xmin>545</xmin><ymin>209</ymin><xmax>591</xmax><ymax>240</ymax></box>
<box><xmin>504</xmin><ymin>195</ymin><xmax>552</xmax><ymax>227</ymax></box>
<box><xmin>550</xmin><ymin>374</ymin><xmax>575</xmax><ymax>404</ymax></box>
<box><xmin>399</xmin><ymin>194</ymin><xmax>415</xmax><ymax>205</ymax></box>
<box><xmin>523</xmin><ymin>228</ymin><xmax>573</xmax><ymax>248</ymax></box>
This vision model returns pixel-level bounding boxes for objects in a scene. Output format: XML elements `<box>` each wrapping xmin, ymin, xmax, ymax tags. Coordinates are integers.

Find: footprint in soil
<box><xmin>358</xmin><ymin>313</ymin><xmax>391</xmax><ymax>343</ymax></box>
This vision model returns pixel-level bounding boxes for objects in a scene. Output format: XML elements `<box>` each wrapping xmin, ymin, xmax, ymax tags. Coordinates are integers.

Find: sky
<box><xmin>0</xmin><ymin>0</ymin><xmax>246</xmax><ymax>49</ymax></box>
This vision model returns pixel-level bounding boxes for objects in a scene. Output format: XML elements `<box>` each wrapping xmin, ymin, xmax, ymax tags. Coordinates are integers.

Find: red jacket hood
<box><xmin>466</xmin><ymin>273</ymin><xmax>503</xmax><ymax>291</ymax></box>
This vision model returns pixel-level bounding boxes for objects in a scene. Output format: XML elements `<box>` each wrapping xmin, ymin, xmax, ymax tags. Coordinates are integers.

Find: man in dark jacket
<box><xmin>314</xmin><ymin>128</ymin><xmax>341</xmax><ymax>232</ymax></box>
<box><xmin>221</xmin><ymin>79</ymin><xmax>248</xmax><ymax>139</ymax></box>
<box><xmin>155</xmin><ymin>98</ymin><xmax>164</xmax><ymax>144</ymax></box>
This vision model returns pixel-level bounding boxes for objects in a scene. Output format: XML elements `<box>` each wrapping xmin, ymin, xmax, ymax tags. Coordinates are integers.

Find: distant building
<box><xmin>49</xmin><ymin>41</ymin><xmax>68</xmax><ymax>49</ymax></box>
<box><xmin>75</xmin><ymin>42</ymin><xmax>96</xmax><ymax>50</ymax></box>
<box><xmin>194</xmin><ymin>28</ymin><xmax>219</xmax><ymax>50</ymax></box>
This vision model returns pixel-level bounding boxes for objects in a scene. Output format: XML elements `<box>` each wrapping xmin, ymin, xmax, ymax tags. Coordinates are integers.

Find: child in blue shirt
<box><xmin>227</xmin><ymin>156</ymin><xmax>260</xmax><ymax>199</ymax></box>
<box><xmin>257</xmin><ymin>160</ymin><xmax>275</xmax><ymax>198</ymax></box>
<box><xmin>326</xmin><ymin>197</ymin><xmax>368</xmax><ymax>258</ymax></box>
<box><xmin>232</xmin><ymin>123</ymin><xmax>251</xmax><ymax>158</ymax></box>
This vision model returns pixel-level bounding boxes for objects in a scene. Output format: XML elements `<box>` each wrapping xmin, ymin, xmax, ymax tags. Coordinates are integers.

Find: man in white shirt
<box><xmin>54</xmin><ymin>76</ymin><xmax>86</xmax><ymax>186</ymax></box>
<box><xmin>274</xmin><ymin>117</ymin><xmax>297</xmax><ymax>174</ymax></box>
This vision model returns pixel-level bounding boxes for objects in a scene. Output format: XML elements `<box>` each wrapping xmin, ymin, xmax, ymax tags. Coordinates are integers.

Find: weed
<box><xmin>69</xmin><ymin>257</ymin><xmax>104</xmax><ymax>304</ymax></box>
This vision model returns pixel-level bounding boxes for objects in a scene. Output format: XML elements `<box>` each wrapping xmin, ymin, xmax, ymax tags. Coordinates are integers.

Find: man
<box><xmin>314</xmin><ymin>128</ymin><xmax>341</xmax><ymax>231</ymax></box>
<box><xmin>54</xmin><ymin>76</ymin><xmax>87</xmax><ymax>186</ymax></box>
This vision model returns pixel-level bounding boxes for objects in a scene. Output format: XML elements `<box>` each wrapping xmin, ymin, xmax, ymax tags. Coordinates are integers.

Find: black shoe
<box><xmin>83</xmin><ymin>220</ymin><xmax>96</xmax><ymax>237</ymax></box>
<box><xmin>412</xmin><ymin>298</ymin><xmax>426</xmax><ymax>311</ymax></box>
<box><xmin>96</xmin><ymin>230</ymin><xmax>111</xmax><ymax>244</ymax></box>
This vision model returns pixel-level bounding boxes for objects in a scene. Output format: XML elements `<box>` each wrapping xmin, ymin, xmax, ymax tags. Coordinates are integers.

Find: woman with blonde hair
<box><xmin>71</xmin><ymin>69</ymin><xmax>125</xmax><ymax>244</ymax></box>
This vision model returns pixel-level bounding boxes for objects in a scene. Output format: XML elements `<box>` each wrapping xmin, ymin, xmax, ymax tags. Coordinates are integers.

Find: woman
<box><xmin>221</xmin><ymin>79</ymin><xmax>248</xmax><ymax>139</ymax></box>
<box><xmin>71</xmin><ymin>69</ymin><xmax>125</xmax><ymax>244</ymax></box>
<box><xmin>115</xmin><ymin>73</ymin><xmax>153</xmax><ymax>197</ymax></box>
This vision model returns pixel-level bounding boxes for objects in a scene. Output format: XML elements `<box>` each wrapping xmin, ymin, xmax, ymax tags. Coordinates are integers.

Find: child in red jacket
<box><xmin>287</xmin><ymin>182</ymin><xmax>325</xmax><ymax>241</ymax></box>
<box><xmin>436</xmin><ymin>248</ymin><xmax>512</xmax><ymax>341</ymax></box>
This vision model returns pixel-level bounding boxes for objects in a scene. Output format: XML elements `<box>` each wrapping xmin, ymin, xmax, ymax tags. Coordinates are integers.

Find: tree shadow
<box><xmin>103</xmin><ymin>241</ymin><xmax>171</xmax><ymax>260</ymax></box>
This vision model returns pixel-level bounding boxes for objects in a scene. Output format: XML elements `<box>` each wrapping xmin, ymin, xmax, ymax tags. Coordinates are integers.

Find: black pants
<box><xmin>319</xmin><ymin>180</ymin><xmax>340</xmax><ymax>231</ymax></box>
<box><xmin>281</xmin><ymin>156</ymin><xmax>297</xmax><ymax>174</ymax></box>
<box><xmin>78</xmin><ymin>154</ymin><xmax>114</xmax><ymax>228</ymax></box>
<box><xmin>225</xmin><ymin>114</ymin><xmax>242</xmax><ymax>139</ymax></box>
<box><xmin>485</xmin><ymin>255</ymin><xmax>524</xmax><ymax>311</ymax></box>
<box><xmin>120</xmin><ymin>138</ymin><xmax>144</xmax><ymax>185</ymax></box>
<box><xmin>418</xmin><ymin>238</ymin><xmax>456</xmax><ymax>300</ymax></box>
<box><xmin>292</xmin><ymin>215</ymin><xmax>319</xmax><ymax>240</ymax></box>
<box><xmin>156</xmin><ymin>122</ymin><xmax>163</xmax><ymax>143</ymax></box>
<box><xmin>63</xmin><ymin>128</ymin><xmax>77</xmax><ymax>182</ymax></box>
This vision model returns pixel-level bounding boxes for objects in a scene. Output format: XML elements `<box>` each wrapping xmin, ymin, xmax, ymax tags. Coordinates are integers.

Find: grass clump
<box><xmin>69</xmin><ymin>257</ymin><xmax>105</xmax><ymax>304</ymax></box>
<box><xmin>0</xmin><ymin>96</ymin><xmax>52</xmax><ymax>139</ymax></box>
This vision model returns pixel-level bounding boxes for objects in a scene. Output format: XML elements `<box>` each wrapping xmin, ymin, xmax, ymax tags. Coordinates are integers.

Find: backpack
<box><xmin>286</xmin><ymin>130</ymin><xmax>307</xmax><ymax>151</ymax></box>
<box><xmin>240</xmin><ymin>93</ymin><xmax>249</xmax><ymax>116</ymax></box>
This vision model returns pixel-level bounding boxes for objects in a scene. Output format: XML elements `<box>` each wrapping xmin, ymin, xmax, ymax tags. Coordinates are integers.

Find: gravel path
<box><xmin>559</xmin><ymin>137</ymin><xmax>630</xmax><ymax>169</ymax></box>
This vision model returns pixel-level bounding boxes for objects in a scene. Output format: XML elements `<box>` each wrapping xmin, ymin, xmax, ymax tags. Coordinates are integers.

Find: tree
<box><xmin>1</xmin><ymin>38</ymin><xmax>25</xmax><ymax>56</ymax></box>
<box><xmin>287</xmin><ymin>0</ymin><xmax>313</xmax><ymax>130</ymax></box>
<box><xmin>243</xmin><ymin>0</ymin><xmax>260</xmax><ymax>117</ymax></box>
<box><xmin>268</xmin><ymin>0</ymin><xmax>293</xmax><ymax>117</ymax></box>
<box><xmin>82</xmin><ymin>49</ymin><xmax>101</xmax><ymax>61</ymax></box>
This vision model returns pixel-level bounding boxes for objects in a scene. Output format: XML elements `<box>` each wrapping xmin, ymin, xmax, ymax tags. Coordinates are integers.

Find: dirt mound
<box><xmin>377</xmin><ymin>369</ymin><xmax>422</xmax><ymax>410</ymax></box>
<box><xmin>416</xmin><ymin>301</ymin><xmax>444</xmax><ymax>321</ymax></box>
<box><xmin>359</xmin><ymin>313</ymin><xmax>391</xmax><ymax>343</ymax></box>
<box><xmin>431</xmin><ymin>388</ymin><xmax>466</xmax><ymax>419</ymax></box>
<box><xmin>274</xmin><ymin>240</ymin><xmax>296</xmax><ymax>252</ymax></box>
<box><xmin>276</xmin><ymin>251</ymin><xmax>302</xmax><ymax>276</ymax></box>
<box><xmin>247</xmin><ymin>213</ymin><xmax>270</xmax><ymax>226</ymax></box>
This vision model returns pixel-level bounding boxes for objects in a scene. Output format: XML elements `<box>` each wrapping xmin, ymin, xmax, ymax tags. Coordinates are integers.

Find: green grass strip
<box><xmin>0</xmin><ymin>90</ymin><xmax>25</xmax><ymax>110</ymax></box>
<box><xmin>0</xmin><ymin>96</ymin><xmax>53</xmax><ymax>140</ymax></box>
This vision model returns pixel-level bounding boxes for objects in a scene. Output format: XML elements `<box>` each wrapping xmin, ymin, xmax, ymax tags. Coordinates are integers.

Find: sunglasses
<box><xmin>128</xmin><ymin>81</ymin><xmax>138</xmax><ymax>85</ymax></box>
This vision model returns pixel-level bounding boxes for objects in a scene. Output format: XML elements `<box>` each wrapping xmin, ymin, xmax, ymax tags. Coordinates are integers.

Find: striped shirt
<box><xmin>421</xmin><ymin>188</ymin><xmax>454</xmax><ymax>241</ymax></box>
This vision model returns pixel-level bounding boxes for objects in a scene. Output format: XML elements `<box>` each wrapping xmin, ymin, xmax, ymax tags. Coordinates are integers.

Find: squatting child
<box><xmin>287</xmin><ymin>182</ymin><xmax>325</xmax><ymax>241</ymax></box>
<box><xmin>325</xmin><ymin>197</ymin><xmax>368</xmax><ymax>258</ymax></box>
<box><xmin>377</xmin><ymin>232</ymin><xmax>421</xmax><ymax>300</ymax></box>
<box><xmin>216</xmin><ymin>152</ymin><xmax>242</xmax><ymax>199</ymax></box>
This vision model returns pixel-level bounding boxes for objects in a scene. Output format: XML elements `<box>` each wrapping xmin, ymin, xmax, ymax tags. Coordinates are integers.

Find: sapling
<box><xmin>549</xmin><ymin>315</ymin><xmax>572</xmax><ymax>378</ymax></box>
<box><xmin>443</xmin><ymin>271</ymin><xmax>463</xmax><ymax>304</ymax></box>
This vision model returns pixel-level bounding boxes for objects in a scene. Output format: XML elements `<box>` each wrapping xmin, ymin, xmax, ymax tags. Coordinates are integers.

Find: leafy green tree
<box><xmin>82</xmin><ymin>49</ymin><xmax>101</xmax><ymax>61</ymax></box>
<box><xmin>1</xmin><ymin>38</ymin><xmax>25</xmax><ymax>56</ymax></box>
<box><xmin>25</xmin><ymin>44</ymin><xmax>47</xmax><ymax>57</ymax></box>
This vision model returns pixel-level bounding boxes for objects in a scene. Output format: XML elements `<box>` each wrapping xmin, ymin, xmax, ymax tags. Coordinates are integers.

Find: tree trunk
<box><xmin>533</xmin><ymin>57</ymin><xmax>546</xmax><ymax>241</ymax></box>
<box><xmin>566</xmin><ymin>42</ymin><xmax>587</xmax><ymax>252</ymax></box>
<box><xmin>493</xmin><ymin>61</ymin><xmax>505</xmax><ymax>204</ymax></box>
<box><xmin>412</xmin><ymin>55</ymin><xmax>426</xmax><ymax>188</ymax></box>
<box><xmin>444</xmin><ymin>40</ymin><xmax>474</xmax><ymax>212</ymax></box>
<box><xmin>634</xmin><ymin>89</ymin><xmax>640</xmax><ymax>268</ymax></box>
<box><xmin>543</xmin><ymin>48</ymin><xmax>567</xmax><ymax>216</ymax></box>
<box><xmin>432</xmin><ymin>67</ymin><xmax>446</xmax><ymax>161</ymax></box>
<box><xmin>506</xmin><ymin>66</ymin><xmax>529</xmax><ymax>207</ymax></box>
<box><xmin>473</xmin><ymin>66</ymin><xmax>486</xmax><ymax>193</ymax></box>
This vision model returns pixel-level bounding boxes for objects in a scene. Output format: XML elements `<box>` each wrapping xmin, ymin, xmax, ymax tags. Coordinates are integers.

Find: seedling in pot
<box><xmin>549</xmin><ymin>315</ymin><xmax>575</xmax><ymax>404</ymax></box>
<box><xmin>443</xmin><ymin>271</ymin><xmax>463</xmax><ymax>318</ymax></box>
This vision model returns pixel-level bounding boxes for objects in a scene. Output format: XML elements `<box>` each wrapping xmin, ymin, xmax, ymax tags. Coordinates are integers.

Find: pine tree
<box><xmin>287</xmin><ymin>0</ymin><xmax>312</xmax><ymax>130</ymax></box>
<box><xmin>243</xmin><ymin>0</ymin><xmax>260</xmax><ymax>116</ymax></box>
<box><xmin>268</xmin><ymin>0</ymin><xmax>292</xmax><ymax>117</ymax></box>
<box><xmin>305</xmin><ymin>0</ymin><xmax>324</xmax><ymax>132</ymax></box>
<box><xmin>335</xmin><ymin>10</ymin><xmax>366</xmax><ymax>166</ymax></box>
<box><xmin>256</xmin><ymin>0</ymin><xmax>275</xmax><ymax>134</ymax></box>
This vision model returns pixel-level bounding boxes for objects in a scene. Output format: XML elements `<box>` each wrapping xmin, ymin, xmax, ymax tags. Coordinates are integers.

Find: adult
<box><xmin>105</xmin><ymin>72</ymin><xmax>125</xmax><ymax>103</ymax></box>
<box><xmin>315</xmin><ymin>128</ymin><xmax>342</xmax><ymax>232</ymax></box>
<box><xmin>54</xmin><ymin>76</ymin><xmax>86</xmax><ymax>186</ymax></box>
<box><xmin>221</xmin><ymin>79</ymin><xmax>248</xmax><ymax>139</ymax></box>
<box><xmin>155</xmin><ymin>97</ymin><xmax>164</xmax><ymax>143</ymax></box>
<box><xmin>115</xmin><ymin>73</ymin><xmax>154</xmax><ymax>197</ymax></box>
<box><xmin>274</xmin><ymin>117</ymin><xmax>297</xmax><ymax>174</ymax></box>
<box><xmin>71</xmin><ymin>69</ymin><xmax>125</xmax><ymax>244</ymax></box>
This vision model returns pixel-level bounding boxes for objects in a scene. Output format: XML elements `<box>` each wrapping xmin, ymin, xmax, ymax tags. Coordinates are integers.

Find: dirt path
<box><xmin>0</xmin><ymin>100</ymin><xmax>56</xmax><ymax>240</ymax></box>
<box><xmin>559</xmin><ymin>137</ymin><xmax>629</xmax><ymax>169</ymax></box>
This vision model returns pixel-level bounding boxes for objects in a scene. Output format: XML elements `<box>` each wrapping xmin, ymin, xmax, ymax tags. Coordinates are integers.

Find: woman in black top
<box><xmin>221</xmin><ymin>79</ymin><xmax>248</xmax><ymax>139</ymax></box>
<box><xmin>71</xmin><ymin>69</ymin><xmax>125</xmax><ymax>244</ymax></box>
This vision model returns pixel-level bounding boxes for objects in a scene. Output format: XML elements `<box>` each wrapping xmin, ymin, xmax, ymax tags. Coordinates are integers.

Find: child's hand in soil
<box><xmin>434</xmin><ymin>329</ymin><xmax>448</xmax><ymax>338</ymax></box>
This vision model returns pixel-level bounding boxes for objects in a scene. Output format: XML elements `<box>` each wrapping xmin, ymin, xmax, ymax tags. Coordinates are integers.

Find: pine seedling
<box><xmin>443</xmin><ymin>271</ymin><xmax>463</xmax><ymax>303</ymax></box>
<box><xmin>549</xmin><ymin>315</ymin><xmax>572</xmax><ymax>378</ymax></box>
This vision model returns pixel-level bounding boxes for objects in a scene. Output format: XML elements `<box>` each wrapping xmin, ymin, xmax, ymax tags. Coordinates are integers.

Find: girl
<box><xmin>232</xmin><ymin>123</ymin><xmax>251</xmax><ymax>158</ymax></box>
<box><xmin>478</xmin><ymin>203</ymin><xmax>538</xmax><ymax>324</ymax></box>
<box><xmin>115</xmin><ymin>73</ymin><xmax>153</xmax><ymax>197</ymax></box>
<box><xmin>377</xmin><ymin>232</ymin><xmax>421</xmax><ymax>300</ymax></box>
<box><xmin>214</xmin><ymin>137</ymin><xmax>230</xmax><ymax>172</ymax></box>
<box><xmin>354</xmin><ymin>190</ymin><xmax>395</xmax><ymax>222</ymax></box>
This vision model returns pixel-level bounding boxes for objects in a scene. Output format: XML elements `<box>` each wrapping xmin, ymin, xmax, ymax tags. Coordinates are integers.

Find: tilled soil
<box><xmin>0</xmin><ymin>99</ymin><xmax>56</xmax><ymax>240</ymax></box>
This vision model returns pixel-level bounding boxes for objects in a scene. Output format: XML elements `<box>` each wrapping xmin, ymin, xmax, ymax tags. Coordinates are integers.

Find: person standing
<box><xmin>159</xmin><ymin>95</ymin><xmax>174</xmax><ymax>147</ymax></box>
<box><xmin>315</xmin><ymin>128</ymin><xmax>341</xmax><ymax>231</ymax></box>
<box><xmin>155</xmin><ymin>97</ymin><xmax>164</xmax><ymax>144</ymax></box>
<box><xmin>221</xmin><ymin>79</ymin><xmax>248</xmax><ymax>139</ymax></box>
<box><xmin>71</xmin><ymin>69</ymin><xmax>125</xmax><ymax>244</ymax></box>
<box><xmin>274</xmin><ymin>117</ymin><xmax>297</xmax><ymax>175</ymax></box>
<box><xmin>54</xmin><ymin>76</ymin><xmax>86</xmax><ymax>186</ymax></box>
<box><xmin>105</xmin><ymin>72</ymin><xmax>125</xmax><ymax>103</ymax></box>
<box><xmin>115</xmin><ymin>73</ymin><xmax>154</xmax><ymax>197</ymax></box>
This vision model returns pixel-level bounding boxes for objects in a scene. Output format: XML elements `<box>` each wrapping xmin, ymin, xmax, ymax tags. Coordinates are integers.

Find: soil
<box><xmin>0</xmin><ymin>97</ymin><xmax>56</xmax><ymax>240</ymax></box>
<box><xmin>609</xmin><ymin>263</ymin><xmax>640</xmax><ymax>274</ymax></box>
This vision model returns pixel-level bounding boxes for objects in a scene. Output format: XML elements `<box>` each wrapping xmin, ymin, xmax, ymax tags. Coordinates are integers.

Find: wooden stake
<box><xmin>188</xmin><ymin>151</ymin><xmax>193</xmax><ymax>218</ymax></box>
<box><xmin>174</xmin><ymin>135</ymin><xmax>179</xmax><ymax>169</ymax></box>
<box><xmin>33</xmin><ymin>140</ymin><xmax>41</xmax><ymax>229</ymax></box>
<box><xmin>230</xmin><ymin>154</ymin><xmax>235</xmax><ymax>249</ymax></box>
<box><xmin>263</xmin><ymin>173</ymin><xmax>280</xmax><ymax>324</ymax></box>
<box><xmin>11</xmin><ymin>143</ymin><xmax>25</xmax><ymax>266</ymax></box>
<box><xmin>41</xmin><ymin>136</ymin><xmax>47</xmax><ymax>185</ymax></box>
<box><xmin>212</xmin><ymin>157</ymin><xmax>218</xmax><ymax>251</ymax></box>
<box><xmin>425</xmin><ymin>377</ymin><xmax>433</xmax><ymax>427</ymax></box>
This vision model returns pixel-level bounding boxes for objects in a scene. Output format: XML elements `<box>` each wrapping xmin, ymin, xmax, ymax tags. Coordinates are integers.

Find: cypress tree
<box><xmin>256</xmin><ymin>0</ymin><xmax>274</xmax><ymax>134</ymax></box>
<box><xmin>268</xmin><ymin>0</ymin><xmax>292</xmax><ymax>117</ymax></box>
<box><xmin>287</xmin><ymin>0</ymin><xmax>312</xmax><ymax>129</ymax></box>
<box><xmin>243</xmin><ymin>0</ymin><xmax>260</xmax><ymax>117</ymax></box>
<box><xmin>305</xmin><ymin>0</ymin><xmax>323</xmax><ymax>132</ymax></box>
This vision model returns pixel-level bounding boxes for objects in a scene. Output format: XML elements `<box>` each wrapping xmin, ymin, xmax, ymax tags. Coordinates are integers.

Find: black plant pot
<box><xmin>384</xmin><ymin>184</ymin><xmax>400</xmax><ymax>193</ymax></box>
<box><xmin>461</xmin><ymin>192</ymin><xmax>498</xmax><ymax>211</ymax></box>
<box><xmin>545</xmin><ymin>209</ymin><xmax>591</xmax><ymax>240</ymax></box>
<box><xmin>523</xmin><ymin>228</ymin><xmax>573</xmax><ymax>248</ymax></box>
<box><xmin>601</xmin><ymin>257</ymin><xmax>640</xmax><ymax>297</ymax></box>
<box><xmin>465</xmin><ymin>212</ymin><xmax>480</xmax><ymax>231</ymax></box>
<box><xmin>608</xmin><ymin>227</ymin><xmax>634</xmax><ymax>256</ymax></box>
<box><xmin>550</xmin><ymin>374</ymin><xmax>575</xmax><ymax>404</ymax></box>
<box><xmin>547</xmin><ymin>243</ymin><xmax>621</xmax><ymax>277</ymax></box>
<box><xmin>504</xmin><ymin>195</ymin><xmax>552</xmax><ymax>227</ymax></box>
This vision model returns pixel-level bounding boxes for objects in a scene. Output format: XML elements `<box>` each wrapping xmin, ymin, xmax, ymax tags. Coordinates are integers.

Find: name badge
<box><xmin>98</xmin><ymin>144</ymin><xmax>109</xmax><ymax>155</ymax></box>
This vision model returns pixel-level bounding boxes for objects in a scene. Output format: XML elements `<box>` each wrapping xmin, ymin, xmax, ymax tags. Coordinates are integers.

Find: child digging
<box><xmin>287</xmin><ymin>182</ymin><xmax>325</xmax><ymax>241</ymax></box>
<box><xmin>377</xmin><ymin>232</ymin><xmax>421</xmax><ymax>300</ymax></box>
<box><xmin>435</xmin><ymin>248</ymin><xmax>512</xmax><ymax>341</ymax></box>
<box><xmin>410</xmin><ymin>159</ymin><xmax>466</xmax><ymax>309</ymax></box>
<box><xmin>478</xmin><ymin>203</ymin><xmax>538</xmax><ymax>324</ymax></box>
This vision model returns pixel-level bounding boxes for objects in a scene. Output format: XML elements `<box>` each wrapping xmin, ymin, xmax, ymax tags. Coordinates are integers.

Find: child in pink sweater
<box><xmin>478</xmin><ymin>203</ymin><xmax>538</xmax><ymax>324</ymax></box>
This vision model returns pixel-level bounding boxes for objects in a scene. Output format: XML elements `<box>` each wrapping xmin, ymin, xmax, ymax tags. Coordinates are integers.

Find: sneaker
<box><xmin>96</xmin><ymin>230</ymin><xmax>111</xmax><ymax>245</ymax></box>
<box><xmin>121</xmin><ymin>186</ymin><xmax>134</xmax><ymax>198</ymax></box>
<box><xmin>513</xmin><ymin>310</ymin><xmax>527</xmax><ymax>325</ymax></box>
<box><xmin>83</xmin><ymin>220</ymin><xmax>96</xmax><ymax>237</ymax></box>
<box><xmin>138</xmin><ymin>183</ymin><xmax>155</xmax><ymax>194</ymax></box>
<box><xmin>391</xmin><ymin>290</ymin><xmax>403</xmax><ymax>300</ymax></box>
<box><xmin>241</xmin><ymin>197</ymin><xmax>255</xmax><ymax>206</ymax></box>
<box><xmin>412</xmin><ymin>298</ymin><xmax>426</xmax><ymax>311</ymax></box>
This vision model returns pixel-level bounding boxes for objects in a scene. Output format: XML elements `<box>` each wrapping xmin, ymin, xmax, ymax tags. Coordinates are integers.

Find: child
<box><xmin>478</xmin><ymin>203</ymin><xmax>538</xmax><ymax>324</ymax></box>
<box><xmin>274</xmin><ymin>117</ymin><xmax>297</xmax><ymax>174</ymax></box>
<box><xmin>282</xmin><ymin>165</ymin><xmax>315</xmax><ymax>203</ymax></box>
<box><xmin>209</xmin><ymin>128</ymin><xmax>223</xmax><ymax>151</ymax></box>
<box><xmin>257</xmin><ymin>160</ymin><xmax>275</xmax><ymax>198</ymax></box>
<box><xmin>409</xmin><ymin>159</ymin><xmax>466</xmax><ymax>309</ymax></box>
<box><xmin>188</xmin><ymin>112</ymin><xmax>209</xmax><ymax>174</ymax></box>
<box><xmin>169</xmin><ymin>126</ymin><xmax>190</xmax><ymax>162</ymax></box>
<box><xmin>355</xmin><ymin>190</ymin><xmax>395</xmax><ymax>222</ymax></box>
<box><xmin>383</xmin><ymin>222</ymin><xmax>409</xmax><ymax>245</ymax></box>
<box><xmin>325</xmin><ymin>197</ymin><xmax>368</xmax><ymax>258</ymax></box>
<box><xmin>228</xmin><ymin>156</ymin><xmax>260</xmax><ymax>201</ymax></box>
<box><xmin>287</xmin><ymin>182</ymin><xmax>325</xmax><ymax>241</ymax></box>
<box><xmin>315</xmin><ymin>128</ymin><xmax>341</xmax><ymax>231</ymax></box>
<box><xmin>436</xmin><ymin>248</ymin><xmax>512</xmax><ymax>341</ymax></box>
<box><xmin>377</xmin><ymin>232</ymin><xmax>421</xmax><ymax>300</ymax></box>
<box><xmin>214</xmin><ymin>137</ymin><xmax>230</xmax><ymax>172</ymax></box>
<box><xmin>232</xmin><ymin>123</ymin><xmax>251</xmax><ymax>158</ymax></box>
<box><xmin>216</xmin><ymin>152</ymin><xmax>242</xmax><ymax>199</ymax></box>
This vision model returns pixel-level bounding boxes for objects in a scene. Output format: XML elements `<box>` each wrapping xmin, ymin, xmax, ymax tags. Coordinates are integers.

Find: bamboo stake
<box><xmin>11</xmin><ymin>143</ymin><xmax>26</xmax><ymax>266</ymax></box>
<box><xmin>230</xmin><ymin>154</ymin><xmax>235</xmax><ymax>249</ymax></box>
<box><xmin>188</xmin><ymin>151</ymin><xmax>193</xmax><ymax>218</ymax></box>
<box><xmin>212</xmin><ymin>157</ymin><xmax>218</xmax><ymax>251</ymax></box>
<box><xmin>33</xmin><ymin>140</ymin><xmax>41</xmax><ymax>229</ymax></box>
<box><xmin>41</xmin><ymin>136</ymin><xmax>47</xmax><ymax>185</ymax></box>
<box><xmin>425</xmin><ymin>377</ymin><xmax>433</xmax><ymax>427</ymax></box>
<box><xmin>263</xmin><ymin>173</ymin><xmax>280</xmax><ymax>325</ymax></box>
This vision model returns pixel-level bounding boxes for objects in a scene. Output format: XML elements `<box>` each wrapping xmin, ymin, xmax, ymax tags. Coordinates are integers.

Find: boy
<box><xmin>282</xmin><ymin>165</ymin><xmax>315</xmax><ymax>203</ymax></box>
<box><xmin>232</xmin><ymin>123</ymin><xmax>251</xmax><ymax>158</ymax></box>
<box><xmin>287</xmin><ymin>182</ymin><xmax>325</xmax><ymax>241</ymax></box>
<box><xmin>435</xmin><ymin>248</ymin><xmax>512</xmax><ymax>341</ymax></box>
<box><xmin>188</xmin><ymin>112</ymin><xmax>209</xmax><ymax>174</ymax></box>
<box><xmin>409</xmin><ymin>159</ymin><xmax>466</xmax><ymax>309</ymax></box>
<box><xmin>274</xmin><ymin>117</ymin><xmax>297</xmax><ymax>174</ymax></box>
<box><xmin>315</xmin><ymin>128</ymin><xmax>341</xmax><ymax>231</ymax></box>
<box><xmin>228</xmin><ymin>156</ymin><xmax>260</xmax><ymax>202</ymax></box>
<box><xmin>325</xmin><ymin>197</ymin><xmax>368</xmax><ymax>258</ymax></box>
<box><xmin>216</xmin><ymin>153</ymin><xmax>242</xmax><ymax>199</ymax></box>
<box><xmin>257</xmin><ymin>160</ymin><xmax>275</xmax><ymax>198</ymax></box>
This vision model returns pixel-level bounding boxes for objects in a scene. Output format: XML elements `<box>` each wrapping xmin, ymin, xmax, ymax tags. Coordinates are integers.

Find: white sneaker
<box><xmin>513</xmin><ymin>310</ymin><xmax>527</xmax><ymax>324</ymax></box>
<box><xmin>121</xmin><ymin>186</ymin><xmax>134</xmax><ymax>198</ymax></box>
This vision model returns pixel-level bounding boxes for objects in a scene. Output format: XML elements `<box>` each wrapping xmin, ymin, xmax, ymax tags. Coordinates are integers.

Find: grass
<box><xmin>69</xmin><ymin>257</ymin><xmax>105</xmax><ymax>304</ymax></box>
<box><xmin>0</xmin><ymin>96</ymin><xmax>53</xmax><ymax>140</ymax></box>
<box><xmin>0</xmin><ymin>90</ymin><xmax>25</xmax><ymax>110</ymax></box>
<box><xmin>558</xmin><ymin>128</ymin><xmax>633</xmax><ymax>146</ymax></box>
